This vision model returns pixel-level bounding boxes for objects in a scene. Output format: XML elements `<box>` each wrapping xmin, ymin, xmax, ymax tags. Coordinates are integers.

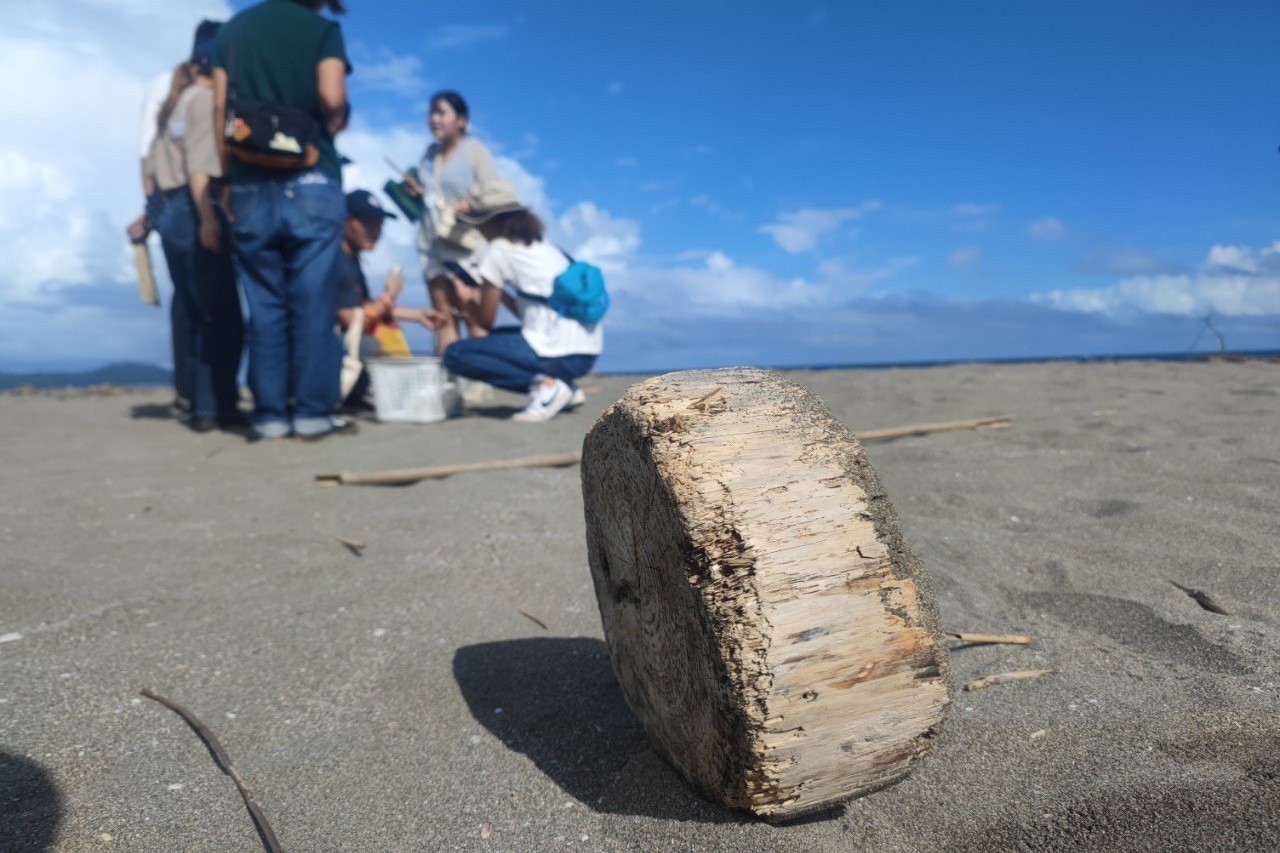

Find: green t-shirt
<box><xmin>215</xmin><ymin>0</ymin><xmax>351</xmax><ymax>183</ymax></box>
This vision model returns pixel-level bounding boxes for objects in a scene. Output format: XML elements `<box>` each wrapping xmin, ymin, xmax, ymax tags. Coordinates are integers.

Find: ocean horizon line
<box><xmin>3</xmin><ymin>348</ymin><xmax>1278</xmax><ymax>391</ymax></box>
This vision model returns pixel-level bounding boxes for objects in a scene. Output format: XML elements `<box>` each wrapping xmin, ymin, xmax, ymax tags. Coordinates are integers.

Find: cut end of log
<box><xmin>581</xmin><ymin>367</ymin><xmax>950</xmax><ymax>821</ymax></box>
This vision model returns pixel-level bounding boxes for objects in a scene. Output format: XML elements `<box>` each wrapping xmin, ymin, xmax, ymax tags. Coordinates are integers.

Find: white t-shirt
<box><xmin>469</xmin><ymin>239</ymin><xmax>604</xmax><ymax>359</ymax></box>
<box><xmin>139</xmin><ymin>72</ymin><xmax>171</xmax><ymax>158</ymax></box>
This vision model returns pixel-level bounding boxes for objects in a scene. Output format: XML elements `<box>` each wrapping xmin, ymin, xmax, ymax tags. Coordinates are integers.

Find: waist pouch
<box><xmin>226</xmin><ymin>99</ymin><xmax>321</xmax><ymax>170</ymax></box>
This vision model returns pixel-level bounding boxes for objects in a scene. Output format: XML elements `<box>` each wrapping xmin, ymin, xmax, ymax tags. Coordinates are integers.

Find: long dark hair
<box><xmin>430</xmin><ymin>90</ymin><xmax>470</xmax><ymax>130</ymax></box>
<box><xmin>482</xmin><ymin>210</ymin><xmax>544</xmax><ymax>246</ymax></box>
<box><xmin>156</xmin><ymin>62</ymin><xmax>197</xmax><ymax>138</ymax></box>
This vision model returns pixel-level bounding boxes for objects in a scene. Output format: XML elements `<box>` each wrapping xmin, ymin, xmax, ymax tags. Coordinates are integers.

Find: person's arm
<box><xmin>383</xmin><ymin>266</ymin><xmax>404</xmax><ymax>302</ymax></box>
<box><xmin>184</xmin><ymin>89</ymin><xmax>224</xmax><ymax>252</ymax></box>
<box><xmin>471</xmin><ymin>281</ymin><xmax>504</xmax><ymax>331</ymax></box>
<box><xmin>456</xmin><ymin>142</ymin><xmax>499</xmax><ymax>214</ymax></box>
<box><xmin>212</xmin><ymin>68</ymin><xmax>229</xmax><ymax>178</ymax></box>
<box><xmin>317</xmin><ymin>58</ymin><xmax>348</xmax><ymax>136</ymax></box>
<box><xmin>141</xmin><ymin>160</ymin><xmax>156</xmax><ymax>198</ymax></box>
<box><xmin>190</xmin><ymin>173</ymin><xmax>221</xmax><ymax>252</ymax></box>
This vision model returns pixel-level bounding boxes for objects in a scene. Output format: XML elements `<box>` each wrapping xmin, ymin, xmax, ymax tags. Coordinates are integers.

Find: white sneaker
<box><xmin>512</xmin><ymin>378</ymin><xmax>574</xmax><ymax>422</ymax></box>
<box><xmin>566</xmin><ymin>387</ymin><xmax>586</xmax><ymax>409</ymax></box>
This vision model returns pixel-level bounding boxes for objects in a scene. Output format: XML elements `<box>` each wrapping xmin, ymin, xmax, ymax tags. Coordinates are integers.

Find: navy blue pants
<box><xmin>228</xmin><ymin>172</ymin><xmax>345</xmax><ymax>438</ymax></box>
<box><xmin>155</xmin><ymin>189</ymin><xmax>243</xmax><ymax>420</ymax></box>
<box><xmin>443</xmin><ymin>327</ymin><xmax>596</xmax><ymax>393</ymax></box>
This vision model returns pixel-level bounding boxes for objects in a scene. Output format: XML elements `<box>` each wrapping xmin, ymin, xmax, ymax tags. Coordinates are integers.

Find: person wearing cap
<box><xmin>334</xmin><ymin>190</ymin><xmax>435</xmax><ymax>407</ymax></box>
<box><xmin>429</xmin><ymin>182</ymin><xmax>602</xmax><ymax>423</ymax></box>
<box><xmin>147</xmin><ymin>23</ymin><xmax>246</xmax><ymax>432</ymax></box>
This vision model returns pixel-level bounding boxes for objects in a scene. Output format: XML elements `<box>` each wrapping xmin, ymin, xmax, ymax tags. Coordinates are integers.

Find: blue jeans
<box><xmin>155</xmin><ymin>189</ymin><xmax>244</xmax><ymax>420</ymax></box>
<box><xmin>229</xmin><ymin>172</ymin><xmax>345</xmax><ymax>437</ymax></box>
<box><xmin>443</xmin><ymin>327</ymin><xmax>596</xmax><ymax>393</ymax></box>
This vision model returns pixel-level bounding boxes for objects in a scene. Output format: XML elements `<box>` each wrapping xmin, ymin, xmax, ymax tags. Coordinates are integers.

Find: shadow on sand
<box><xmin>459</xmin><ymin>404</ymin><xmax>525</xmax><ymax>420</ymax></box>
<box><xmin>130</xmin><ymin>402</ymin><xmax>177</xmax><ymax>420</ymax></box>
<box><xmin>0</xmin><ymin>752</ymin><xmax>63</xmax><ymax>852</ymax></box>
<box><xmin>453</xmin><ymin>637</ymin><xmax>749</xmax><ymax>824</ymax></box>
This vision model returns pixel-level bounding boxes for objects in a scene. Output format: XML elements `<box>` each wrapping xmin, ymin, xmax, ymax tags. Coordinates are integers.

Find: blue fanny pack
<box><xmin>527</xmin><ymin>250</ymin><xmax>609</xmax><ymax>325</ymax></box>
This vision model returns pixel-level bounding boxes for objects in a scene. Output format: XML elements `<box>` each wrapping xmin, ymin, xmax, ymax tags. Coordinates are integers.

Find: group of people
<box><xmin>131</xmin><ymin>0</ymin><xmax>604</xmax><ymax>441</ymax></box>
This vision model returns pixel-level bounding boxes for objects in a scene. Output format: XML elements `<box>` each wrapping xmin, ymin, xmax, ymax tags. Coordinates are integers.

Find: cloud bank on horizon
<box><xmin>1</xmin><ymin>0</ymin><xmax>1277</xmax><ymax>373</ymax></box>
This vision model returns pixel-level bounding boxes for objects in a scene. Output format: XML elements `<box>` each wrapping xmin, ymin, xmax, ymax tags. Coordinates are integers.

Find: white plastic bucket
<box><xmin>367</xmin><ymin>357</ymin><xmax>461</xmax><ymax>423</ymax></box>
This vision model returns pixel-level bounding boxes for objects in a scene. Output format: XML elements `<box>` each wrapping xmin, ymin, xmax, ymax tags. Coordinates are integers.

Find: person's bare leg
<box><xmin>456</xmin><ymin>282</ymin><xmax>501</xmax><ymax>340</ymax></box>
<box><xmin>428</xmin><ymin>274</ymin><xmax>463</xmax><ymax>354</ymax></box>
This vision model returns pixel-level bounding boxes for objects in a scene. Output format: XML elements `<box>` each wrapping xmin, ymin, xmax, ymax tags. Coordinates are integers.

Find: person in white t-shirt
<box><xmin>429</xmin><ymin>182</ymin><xmax>603</xmax><ymax>422</ymax></box>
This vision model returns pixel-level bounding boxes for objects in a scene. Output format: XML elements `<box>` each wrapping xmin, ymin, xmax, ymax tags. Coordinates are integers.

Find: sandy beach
<box><xmin>1</xmin><ymin>359</ymin><xmax>1277</xmax><ymax>852</ymax></box>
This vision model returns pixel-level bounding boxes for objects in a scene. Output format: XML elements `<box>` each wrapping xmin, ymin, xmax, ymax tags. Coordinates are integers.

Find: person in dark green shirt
<box><xmin>214</xmin><ymin>0</ymin><xmax>352</xmax><ymax>183</ymax></box>
<box><xmin>211</xmin><ymin>0</ymin><xmax>357</xmax><ymax>441</ymax></box>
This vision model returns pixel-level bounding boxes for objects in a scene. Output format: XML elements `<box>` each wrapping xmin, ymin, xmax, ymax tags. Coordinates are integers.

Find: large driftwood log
<box><xmin>582</xmin><ymin>368</ymin><xmax>950</xmax><ymax>821</ymax></box>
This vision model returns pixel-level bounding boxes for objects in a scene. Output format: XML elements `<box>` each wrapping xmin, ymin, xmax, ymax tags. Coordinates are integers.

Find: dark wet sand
<box><xmin>1</xmin><ymin>359</ymin><xmax>1277</xmax><ymax>851</ymax></box>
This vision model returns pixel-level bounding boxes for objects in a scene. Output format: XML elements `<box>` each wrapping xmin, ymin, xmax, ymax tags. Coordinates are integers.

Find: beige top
<box><xmin>148</xmin><ymin>85</ymin><xmax>222</xmax><ymax>192</ymax></box>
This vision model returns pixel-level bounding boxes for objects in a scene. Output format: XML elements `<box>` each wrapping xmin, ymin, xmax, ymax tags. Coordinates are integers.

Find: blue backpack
<box><xmin>546</xmin><ymin>251</ymin><xmax>609</xmax><ymax>325</ymax></box>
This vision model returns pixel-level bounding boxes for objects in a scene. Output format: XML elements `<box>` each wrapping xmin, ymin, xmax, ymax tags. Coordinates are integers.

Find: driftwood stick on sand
<box><xmin>140</xmin><ymin>688</ymin><xmax>281</xmax><ymax>853</ymax></box>
<box><xmin>964</xmin><ymin>669</ymin><xmax>1056</xmax><ymax>691</ymax></box>
<box><xmin>336</xmin><ymin>537</ymin><xmax>366</xmax><ymax>556</ymax></box>
<box><xmin>857</xmin><ymin>416</ymin><xmax>1011</xmax><ymax>442</ymax></box>
<box><xmin>518</xmin><ymin>608</ymin><xmax>550</xmax><ymax>630</ymax></box>
<box><xmin>316</xmin><ymin>452</ymin><xmax>582</xmax><ymax>486</ymax></box>
<box><xmin>946</xmin><ymin>631</ymin><xmax>1032</xmax><ymax>646</ymax></box>
<box><xmin>582</xmin><ymin>368</ymin><xmax>950</xmax><ymax>821</ymax></box>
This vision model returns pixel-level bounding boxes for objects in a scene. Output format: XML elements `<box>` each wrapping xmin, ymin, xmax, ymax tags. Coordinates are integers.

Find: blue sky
<box><xmin>2</xmin><ymin>0</ymin><xmax>1279</xmax><ymax>372</ymax></box>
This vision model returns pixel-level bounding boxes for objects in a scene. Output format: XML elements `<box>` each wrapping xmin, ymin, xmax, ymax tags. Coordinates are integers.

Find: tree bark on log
<box><xmin>581</xmin><ymin>368</ymin><xmax>950</xmax><ymax>821</ymax></box>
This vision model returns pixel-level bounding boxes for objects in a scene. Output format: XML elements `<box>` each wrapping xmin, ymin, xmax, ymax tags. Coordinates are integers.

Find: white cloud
<box><xmin>952</xmin><ymin>203</ymin><xmax>1000</xmax><ymax>218</ymax></box>
<box><xmin>759</xmin><ymin>202</ymin><xmax>881</xmax><ymax>253</ymax></box>
<box><xmin>0</xmin><ymin>0</ymin><xmax>231</xmax><ymax>330</ymax></box>
<box><xmin>1204</xmin><ymin>244</ymin><xmax>1260</xmax><ymax>274</ymax></box>
<box><xmin>1026</xmin><ymin>216</ymin><xmax>1066</xmax><ymax>240</ymax></box>
<box><xmin>1038</xmin><ymin>240</ymin><xmax>1280</xmax><ymax>317</ymax></box>
<box><xmin>1074</xmin><ymin>247</ymin><xmax>1182</xmax><ymax>276</ymax></box>
<box><xmin>348</xmin><ymin>49</ymin><xmax>428</xmax><ymax>100</ymax></box>
<box><xmin>425</xmin><ymin>24</ymin><xmax>509</xmax><ymax>51</ymax></box>
<box><xmin>950</xmin><ymin>247</ymin><xmax>982</xmax><ymax>269</ymax></box>
<box><xmin>952</xmin><ymin>202</ymin><xmax>999</xmax><ymax>232</ymax></box>
<box><xmin>554</xmin><ymin>203</ymin><xmax>640</xmax><ymax>275</ymax></box>
<box><xmin>816</xmin><ymin>256</ymin><xmax>917</xmax><ymax>292</ymax></box>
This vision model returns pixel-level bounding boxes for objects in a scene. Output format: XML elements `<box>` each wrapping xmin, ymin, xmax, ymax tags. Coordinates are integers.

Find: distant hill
<box><xmin>0</xmin><ymin>362</ymin><xmax>172</xmax><ymax>391</ymax></box>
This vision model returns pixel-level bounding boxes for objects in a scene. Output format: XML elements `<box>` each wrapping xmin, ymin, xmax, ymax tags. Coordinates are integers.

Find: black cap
<box><xmin>346</xmin><ymin>189</ymin><xmax>398</xmax><ymax>222</ymax></box>
<box><xmin>191</xmin><ymin>20</ymin><xmax>221</xmax><ymax>71</ymax></box>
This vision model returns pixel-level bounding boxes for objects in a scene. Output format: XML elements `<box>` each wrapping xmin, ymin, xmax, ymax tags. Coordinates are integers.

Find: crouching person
<box><xmin>431</xmin><ymin>182</ymin><xmax>601</xmax><ymax>422</ymax></box>
<box><xmin>336</xmin><ymin>189</ymin><xmax>435</xmax><ymax>408</ymax></box>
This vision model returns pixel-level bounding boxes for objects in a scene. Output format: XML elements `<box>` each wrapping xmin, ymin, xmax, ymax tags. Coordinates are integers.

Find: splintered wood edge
<box><xmin>582</xmin><ymin>367</ymin><xmax>950</xmax><ymax>820</ymax></box>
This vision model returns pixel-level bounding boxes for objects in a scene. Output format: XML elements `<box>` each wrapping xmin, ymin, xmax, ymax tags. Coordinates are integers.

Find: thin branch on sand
<box><xmin>964</xmin><ymin>669</ymin><xmax>1056</xmax><ymax>692</ymax></box>
<box><xmin>140</xmin><ymin>688</ymin><xmax>281</xmax><ymax>853</ymax></box>
<box><xmin>946</xmin><ymin>631</ymin><xmax>1032</xmax><ymax>646</ymax></box>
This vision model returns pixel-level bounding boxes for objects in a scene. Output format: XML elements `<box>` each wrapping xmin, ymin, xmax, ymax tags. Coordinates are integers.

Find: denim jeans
<box><xmin>442</xmin><ymin>327</ymin><xmax>596</xmax><ymax>393</ymax></box>
<box><xmin>228</xmin><ymin>171</ymin><xmax>345</xmax><ymax>437</ymax></box>
<box><xmin>170</xmin><ymin>282</ymin><xmax>193</xmax><ymax>408</ymax></box>
<box><xmin>155</xmin><ymin>189</ymin><xmax>244</xmax><ymax>420</ymax></box>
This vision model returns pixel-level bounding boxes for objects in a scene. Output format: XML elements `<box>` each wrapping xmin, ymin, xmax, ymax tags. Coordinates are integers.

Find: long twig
<box><xmin>518</xmin><ymin>609</ymin><xmax>550</xmax><ymax>630</ymax></box>
<box><xmin>140</xmin><ymin>689</ymin><xmax>282</xmax><ymax>853</ymax></box>
<box><xmin>946</xmin><ymin>631</ymin><xmax>1031</xmax><ymax>646</ymax></box>
<box><xmin>1169</xmin><ymin>580</ymin><xmax>1229</xmax><ymax>615</ymax></box>
<box><xmin>858</xmin><ymin>416</ymin><xmax>1011</xmax><ymax>442</ymax></box>
<box><xmin>963</xmin><ymin>669</ymin><xmax>1056</xmax><ymax>692</ymax></box>
<box><xmin>316</xmin><ymin>451</ymin><xmax>582</xmax><ymax>487</ymax></box>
